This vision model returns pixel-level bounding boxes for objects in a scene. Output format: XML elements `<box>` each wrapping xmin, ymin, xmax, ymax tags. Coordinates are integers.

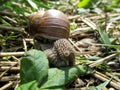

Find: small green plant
<box><xmin>98</xmin><ymin>26</ymin><xmax>120</xmax><ymax>50</ymax></box>
<box><xmin>16</xmin><ymin>49</ymin><xmax>93</xmax><ymax>90</ymax></box>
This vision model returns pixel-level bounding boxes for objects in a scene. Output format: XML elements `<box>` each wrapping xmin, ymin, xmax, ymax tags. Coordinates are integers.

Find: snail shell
<box><xmin>29</xmin><ymin>9</ymin><xmax>70</xmax><ymax>40</ymax></box>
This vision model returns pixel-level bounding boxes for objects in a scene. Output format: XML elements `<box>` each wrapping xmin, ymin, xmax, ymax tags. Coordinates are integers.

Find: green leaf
<box><xmin>87</xmin><ymin>56</ymin><xmax>101</xmax><ymax>61</ymax></box>
<box><xmin>15</xmin><ymin>81</ymin><xmax>39</xmax><ymax>90</ymax></box>
<box><xmin>0</xmin><ymin>18</ymin><xmax>12</xmax><ymax>26</ymax></box>
<box><xmin>40</xmin><ymin>65</ymin><xmax>93</xmax><ymax>89</ymax></box>
<box><xmin>77</xmin><ymin>0</ymin><xmax>98</xmax><ymax>8</ymax></box>
<box><xmin>88</xmin><ymin>80</ymin><xmax>109</xmax><ymax>90</ymax></box>
<box><xmin>20</xmin><ymin>49</ymin><xmax>49</xmax><ymax>87</ymax></box>
<box><xmin>77</xmin><ymin>0</ymin><xmax>90</xmax><ymax>8</ymax></box>
<box><xmin>70</xmin><ymin>22</ymin><xmax>77</xmax><ymax>30</ymax></box>
<box><xmin>98</xmin><ymin>27</ymin><xmax>111</xmax><ymax>45</ymax></box>
<box><xmin>100</xmin><ymin>44</ymin><xmax>120</xmax><ymax>49</ymax></box>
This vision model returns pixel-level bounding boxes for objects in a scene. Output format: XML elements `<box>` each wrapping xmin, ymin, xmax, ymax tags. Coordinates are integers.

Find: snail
<box><xmin>29</xmin><ymin>9</ymin><xmax>76</xmax><ymax>67</ymax></box>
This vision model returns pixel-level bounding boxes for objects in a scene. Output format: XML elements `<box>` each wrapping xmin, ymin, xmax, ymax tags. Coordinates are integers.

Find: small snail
<box><xmin>29</xmin><ymin>9</ymin><xmax>70</xmax><ymax>40</ymax></box>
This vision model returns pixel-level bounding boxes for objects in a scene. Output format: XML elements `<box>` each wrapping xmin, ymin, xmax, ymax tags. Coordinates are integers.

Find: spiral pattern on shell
<box><xmin>29</xmin><ymin>9</ymin><xmax>70</xmax><ymax>40</ymax></box>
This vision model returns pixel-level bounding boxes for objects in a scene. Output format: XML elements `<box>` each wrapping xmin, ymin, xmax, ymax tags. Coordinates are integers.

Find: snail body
<box><xmin>44</xmin><ymin>39</ymin><xmax>75</xmax><ymax>67</ymax></box>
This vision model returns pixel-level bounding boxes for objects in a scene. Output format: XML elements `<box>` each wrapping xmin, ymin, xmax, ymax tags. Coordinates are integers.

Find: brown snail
<box><xmin>29</xmin><ymin>9</ymin><xmax>76</xmax><ymax>67</ymax></box>
<box><xmin>29</xmin><ymin>9</ymin><xmax>70</xmax><ymax>40</ymax></box>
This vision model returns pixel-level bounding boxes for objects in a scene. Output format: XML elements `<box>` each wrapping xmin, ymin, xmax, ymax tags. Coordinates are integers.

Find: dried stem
<box><xmin>0</xmin><ymin>76</ymin><xmax>19</xmax><ymax>82</ymax></box>
<box><xmin>89</xmin><ymin>54</ymin><xmax>117</xmax><ymax>68</ymax></box>
<box><xmin>68</xmin><ymin>13</ymin><xmax>119</xmax><ymax>21</ymax></box>
<box><xmin>0</xmin><ymin>61</ymin><xmax>17</xmax><ymax>66</ymax></box>
<box><xmin>0</xmin><ymin>52</ymin><xmax>24</xmax><ymax>57</ymax></box>
<box><xmin>0</xmin><ymin>62</ymin><xmax>18</xmax><ymax>79</ymax></box>
<box><xmin>0</xmin><ymin>67</ymin><xmax>20</xmax><ymax>72</ymax></box>
<box><xmin>0</xmin><ymin>81</ymin><xmax>14</xmax><ymax>90</ymax></box>
<box><xmin>0</xmin><ymin>25</ymin><xmax>26</xmax><ymax>33</ymax></box>
<box><xmin>93</xmin><ymin>71</ymin><xmax>120</xmax><ymax>90</ymax></box>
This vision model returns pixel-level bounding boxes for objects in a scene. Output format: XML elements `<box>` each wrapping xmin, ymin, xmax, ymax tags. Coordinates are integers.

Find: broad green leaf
<box><xmin>20</xmin><ymin>49</ymin><xmax>49</xmax><ymax>87</ymax></box>
<box><xmin>40</xmin><ymin>65</ymin><xmax>93</xmax><ymax>89</ymax></box>
<box><xmin>98</xmin><ymin>27</ymin><xmax>111</xmax><ymax>45</ymax></box>
<box><xmin>15</xmin><ymin>81</ymin><xmax>39</xmax><ymax>90</ymax></box>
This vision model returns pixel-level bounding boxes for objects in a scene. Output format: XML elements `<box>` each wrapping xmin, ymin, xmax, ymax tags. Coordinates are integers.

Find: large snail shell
<box><xmin>29</xmin><ymin>9</ymin><xmax>70</xmax><ymax>40</ymax></box>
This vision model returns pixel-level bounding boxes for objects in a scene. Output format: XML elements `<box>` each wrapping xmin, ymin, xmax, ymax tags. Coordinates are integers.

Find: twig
<box><xmin>24</xmin><ymin>38</ymin><xmax>34</xmax><ymax>44</ymax></box>
<box><xmin>14</xmin><ymin>80</ymin><xmax>20</xmax><ymax>90</ymax></box>
<box><xmin>81</xmin><ymin>17</ymin><xmax>97</xmax><ymax>30</ymax></box>
<box><xmin>0</xmin><ymin>62</ymin><xmax>18</xmax><ymax>79</ymax></box>
<box><xmin>68</xmin><ymin>38</ymin><xmax>91</xmax><ymax>57</ymax></box>
<box><xmin>106</xmin><ymin>72</ymin><xmax>120</xmax><ymax>82</ymax></box>
<box><xmin>0</xmin><ymin>61</ymin><xmax>17</xmax><ymax>66</ymax></box>
<box><xmin>12</xmin><ymin>56</ymin><xmax>20</xmax><ymax>62</ymax></box>
<box><xmin>93</xmin><ymin>71</ymin><xmax>120</xmax><ymax>90</ymax></box>
<box><xmin>0</xmin><ymin>67</ymin><xmax>20</xmax><ymax>72</ymax></box>
<box><xmin>12</xmin><ymin>56</ymin><xmax>20</xmax><ymax>65</ymax></box>
<box><xmin>3</xmin><ymin>16</ymin><xmax>17</xmax><ymax>24</ymax></box>
<box><xmin>106</xmin><ymin>22</ymin><xmax>113</xmax><ymax>32</ymax></box>
<box><xmin>23</xmin><ymin>38</ymin><xmax>27</xmax><ymax>51</ymax></box>
<box><xmin>69</xmin><ymin>38</ymin><xmax>82</xmax><ymax>53</ymax></box>
<box><xmin>0</xmin><ymin>52</ymin><xmax>24</xmax><ymax>57</ymax></box>
<box><xmin>70</xmin><ymin>13</ymin><xmax>119</xmax><ymax>37</ymax></box>
<box><xmin>89</xmin><ymin>54</ymin><xmax>117</xmax><ymax>68</ymax></box>
<box><xmin>0</xmin><ymin>11</ymin><xmax>17</xmax><ymax>17</ymax></box>
<box><xmin>0</xmin><ymin>75</ymin><xmax>19</xmax><ymax>82</ymax></box>
<box><xmin>88</xmin><ymin>13</ymin><xmax>119</xmax><ymax>20</ymax></box>
<box><xmin>68</xmin><ymin>13</ymin><xmax>120</xmax><ymax>21</ymax></box>
<box><xmin>70</xmin><ymin>27</ymin><xmax>93</xmax><ymax>37</ymax></box>
<box><xmin>0</xmin><ymin>11</ymin><xmax>28</xmax><ymax>18</ymax></box>
<box><xmin>0</xmin><ymin>25</ymin><xmax>26</xmax><ymax>33</ymax></box>
<box><xmin>68</xmin><ymin>15</ymin><xmax>80</xmax><ymax>20</ymax></box>
<box><xmin>0</xmin><ymin>81</ymin><xmax>14</xmax><ymax>90</ymax></box>
<box><xmin>112</xmin><ymin>73</ymin><xmax>120</xmax><ymax>76</ymax></box>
